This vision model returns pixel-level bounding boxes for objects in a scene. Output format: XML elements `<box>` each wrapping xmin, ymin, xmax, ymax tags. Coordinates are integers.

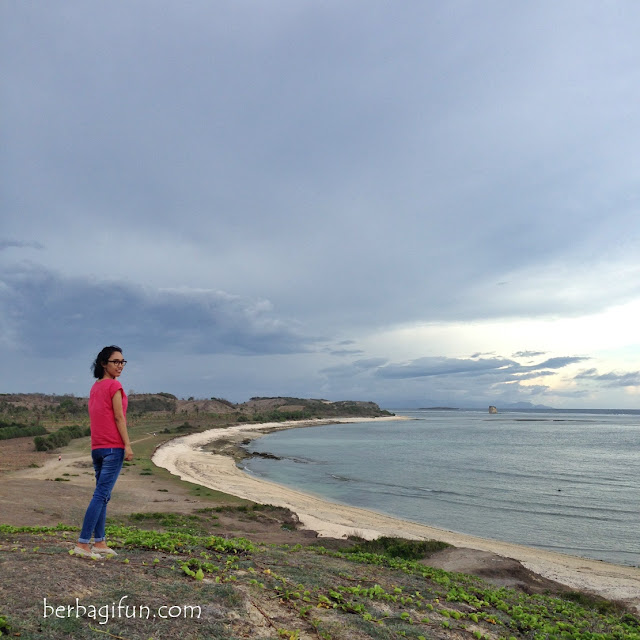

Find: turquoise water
<box><xmin>241</xmin><ymin>410</ymin><xmax>640</xmax><ymax>566</ymax></box>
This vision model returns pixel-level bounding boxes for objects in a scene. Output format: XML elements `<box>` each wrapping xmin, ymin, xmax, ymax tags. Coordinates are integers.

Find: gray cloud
<box><xmin>0</xmin><ymin>264</ymin><xmax>317</xmax><ymax>357</ymax></box>
<box><xmin>327</xmin><ymin>349</ymin><xmax>365</xmax><ymax>357</ymax></box>
<box><xmin>375</xmin><ymin>357</ymin><xmax>516</xmax><ymax>380</ymax></box>
<box><xmin>523</xmin><ymin>356</ymin><xmax>590</xmax><ymax>371</ymax></box>
<box><xmin>321</xmin><ymin>357</ymin><xmax>389</xmax><ymax>378</ymax></box>
<box><xmin>315</xmin><ymin>355</ymin><xmax>563</xmax><ymax>409</ymax></box>
<box><xmin>371</xmin><ymin>355</ymin><xmax>587</xmax><ymax>382</ymax></box>
<box><xmin>3</xmin><ymin>2</ymin><xmax>640</xmax><ymax>331</ymax></box>
<box><xmin>0</xmin><ymin>239</ymin><xmax>44</xmax><ymax>251</ymax></box>
<box><xmin>574</xmin><ymin>368</ymin><xmax>640</xmax><ymax>388</ymax></box>
<box><xmin>1</xmin><ymin>3</ymin><xmax>640</xmax><ymax>406</ymax></box>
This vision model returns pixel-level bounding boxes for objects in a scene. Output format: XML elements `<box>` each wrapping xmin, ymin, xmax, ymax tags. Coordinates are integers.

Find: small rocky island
<box><xmin>489</xmin><ymin>405</ymin><xmax>498</xmax><ymax>414</ymax></box>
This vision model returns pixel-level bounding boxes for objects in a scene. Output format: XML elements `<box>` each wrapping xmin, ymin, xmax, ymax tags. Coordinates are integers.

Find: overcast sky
<box><xmin>2</xmin><ymin>1</ymin><xmax>640</xmax><ymax>408</ymax></box>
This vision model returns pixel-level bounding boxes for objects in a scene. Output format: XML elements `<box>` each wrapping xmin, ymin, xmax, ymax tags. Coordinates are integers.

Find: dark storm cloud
<box><xmin>0</xmin><ymin>264</ymin><xmax>316</xmax><ymax>357</ymax></box>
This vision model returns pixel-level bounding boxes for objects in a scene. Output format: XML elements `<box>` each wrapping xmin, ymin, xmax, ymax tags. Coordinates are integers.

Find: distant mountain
<box><xmin>500</xmin><ymin>401</ymin><xmax>554</xmax><ymax>410</ymax></box>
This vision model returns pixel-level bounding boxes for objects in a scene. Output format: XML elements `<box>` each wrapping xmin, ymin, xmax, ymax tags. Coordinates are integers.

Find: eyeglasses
<box><xmin>107</xmin><ymin>360</ymin><xmax>127</xmax><ymax>366</ymax></box>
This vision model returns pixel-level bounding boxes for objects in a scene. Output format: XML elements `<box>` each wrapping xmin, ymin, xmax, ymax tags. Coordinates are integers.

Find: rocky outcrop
<box><xmin>489</xmin><ymin>405</ymin><xmax>498</xmax><ymax>414</ymax></box>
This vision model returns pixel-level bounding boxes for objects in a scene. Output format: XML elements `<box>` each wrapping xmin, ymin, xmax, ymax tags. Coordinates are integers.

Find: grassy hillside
<box><xmin>0</xmin><ymin>393</ymin><xmax>392</xmax><ymax>430</ymax></box>
<box><xmin>1</xmin><ymin>516</ymin><xmax>638</xmax><ymax>640</ymax></box>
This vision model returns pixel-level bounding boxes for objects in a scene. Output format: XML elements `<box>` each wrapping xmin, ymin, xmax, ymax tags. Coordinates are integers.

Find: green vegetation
<box><xmin>0</xmin><ymin>393</ymin><xmax>392</xmax><ymax>438</ymax></box>
<box><xmin>128</xmin><ymin>394</ymin><xmax>177</xmax><ymax>415</ymax></box>
<box><xmin>33</xmin><ymin>425</ymin><xmax>90</xmax><ymax>451</ymax></box>
<box><xmin>0</xmin><ymin>420</ymin><xmax>47</xmax><ymax>440</ymax></box>
<box><xmin>0</xmin><ymin>613</ymin><xmax>10</xmax><ymax>637</ymax></box>
<box><xmin>54</xmin><ymin>396</ymin><xmax>86</xmax><ymax>417</ymax></box>
<box><xmin>128</xmin><ymin>511</ymin><xmax>215</xmax><ymax>536</ymax></box>
<box><xmin>0</xmin><ymin>395</ymin><xmax>87</xmax><ymax>421</ymax></box>
<box><xmin>0</xmin><ymin>392</ymin><xmax>393</xmax><ymax>453</ymax></box>
<box><xmin>248</xmin><ymin>397</ymin><xmax>394</xmax><ymax>419</ymax></box>
<box><xmin>0</xmin><ymin>520</ymin><xmax>636</xmax><ymax>640</ymax></box>
<box><xmin>345</xmin><ymin>536</ymin><xmax>451</xmax><ymax>560</ymax></box>
<box><xmin>251</xmin><ymin>408</ymin><xmax>323</xmax><ymax>422</ymax></box>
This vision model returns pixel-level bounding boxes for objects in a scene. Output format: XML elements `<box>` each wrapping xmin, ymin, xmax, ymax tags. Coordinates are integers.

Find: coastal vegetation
<box><xmin>0</xmin><ymin>515</ymin><xmax>637</xmax><ymax>639</ymax></box>
<box><xmin>0</xmin><ymin>393</ymin><xmax>392</xmax><ymax>456</ymax></box>
<box><xmin>33</xmin><ymin>425</ymin><xmax>91</xmax><ymax>451</ymax></box>
<box><xmin>0</xmin><ymin>393</ymin><xmax>392</xmax><ymax>437</ymax></box>
<box><xmin>0</xmin><ymin>420</ymin><xmax>47</xmax><ymax>441</ymax></box>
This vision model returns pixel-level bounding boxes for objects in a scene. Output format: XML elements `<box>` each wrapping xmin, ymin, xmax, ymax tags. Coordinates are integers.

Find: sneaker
<box><xmin>72</xmin><ymin>545</ymin><xmax>102</xmax><ymax>560</ymax></box>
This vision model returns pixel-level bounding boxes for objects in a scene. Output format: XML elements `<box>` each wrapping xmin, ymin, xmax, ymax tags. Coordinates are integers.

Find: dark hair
<box><xmin>91</xmin><ymin>345</ymin><xmax>123</xmax><ymax>379</ymax></box>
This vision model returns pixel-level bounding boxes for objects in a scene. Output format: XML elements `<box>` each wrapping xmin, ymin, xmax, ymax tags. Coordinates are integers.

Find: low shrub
<box><xmin>0</xmin><ymin>423</ymin><xmax>47</xmax><ymax>440</ymax></box>
<box><xmin>0</xmin><ymin>612</ymin><xmax>11</xmax><ymax>635</ymax></box>
<box><xmin>345</xmin><ymin>536</ymin><xmax>451</xmax><ymax>560</ymax></box>
<box><xmin>34</xmin><ymin>425</ymin><xmax>90</xmax><ymax>451</ymax></box>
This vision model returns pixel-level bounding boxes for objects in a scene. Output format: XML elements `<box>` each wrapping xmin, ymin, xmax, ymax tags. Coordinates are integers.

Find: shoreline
<box><xmin>152</xmin><ymin>416</ymin><xmax>640</xmax><ymax>611</ymax></box>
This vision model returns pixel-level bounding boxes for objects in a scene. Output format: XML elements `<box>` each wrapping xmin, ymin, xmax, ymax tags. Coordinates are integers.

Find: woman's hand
<box><xmin>124</xmin><ymin>445</ymin><xmax>134</xmax><ymax>461</ymax></box>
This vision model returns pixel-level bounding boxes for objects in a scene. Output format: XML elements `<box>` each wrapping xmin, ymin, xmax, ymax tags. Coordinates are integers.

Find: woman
<box><xmin>74</xmin><ymin>346</ymin><xmax>134</xmax><ymax>559</ymax></box>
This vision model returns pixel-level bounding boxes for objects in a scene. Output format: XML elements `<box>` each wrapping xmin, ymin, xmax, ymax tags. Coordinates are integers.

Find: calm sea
<box><xmin>241</xmin><ymin>410</ymin><xmax>640</xmax><ymax>567</ymax></box>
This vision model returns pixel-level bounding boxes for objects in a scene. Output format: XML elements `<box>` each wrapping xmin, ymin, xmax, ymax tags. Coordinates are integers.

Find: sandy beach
<box><xmin>152</xmin><ymin>417</ymin><xmax>640</xmax><ymax>612</ymax></box>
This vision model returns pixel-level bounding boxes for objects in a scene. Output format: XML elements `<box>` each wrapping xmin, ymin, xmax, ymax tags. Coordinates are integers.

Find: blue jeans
<box><xmin>78</xmin><ymin>448</ymin><xmax>125</xmax><ymax>543</ymax></box>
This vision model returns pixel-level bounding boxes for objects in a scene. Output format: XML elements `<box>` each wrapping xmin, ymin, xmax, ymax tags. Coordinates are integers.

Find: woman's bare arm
<box><xmin>112</xmin><ymin>390</ymin><xmax>134</xmax><ymax>461</ymax></box>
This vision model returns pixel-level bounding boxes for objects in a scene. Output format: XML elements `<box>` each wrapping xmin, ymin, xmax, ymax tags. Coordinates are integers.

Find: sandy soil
<box><xmin>151</xmin><ymin>418</ymin><xmax>640</xmax><ymax>612</ymax></box>
<box><xmin>0</xmin><ymin>435</ymin><xmax>323</xmax><ymax>548</ymax></box>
